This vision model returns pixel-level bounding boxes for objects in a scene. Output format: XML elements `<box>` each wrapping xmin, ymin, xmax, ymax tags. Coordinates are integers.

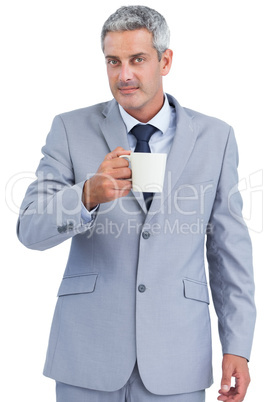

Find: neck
<box><xmin>123</xmin><ymin>93</ymin><xmax>165</xmax><ymax>123</ymax></box>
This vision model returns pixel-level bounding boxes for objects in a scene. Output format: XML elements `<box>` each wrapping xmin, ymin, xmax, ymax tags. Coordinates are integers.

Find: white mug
<box><xmin>120</xmin><ymin>152</ymin><xmax>167</xmax><ymax>193</ymax></box>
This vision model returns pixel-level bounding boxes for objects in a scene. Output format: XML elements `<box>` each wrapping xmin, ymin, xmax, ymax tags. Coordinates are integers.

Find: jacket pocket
<box><xmin>57</xmin><ymin>273</ymin><xmax>98</xmax><ymax>297</ymax></box>
<box><xmin>183</xmin><ymin>278</ymin><xmax>210</xmax><ymax>304</ymax></box>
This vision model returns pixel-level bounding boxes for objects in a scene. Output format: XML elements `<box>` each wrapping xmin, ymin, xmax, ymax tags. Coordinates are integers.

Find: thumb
<box><xmin>220</xmin><ymin>359</ymin><xmax>233</xmax><ymax>393</ymax></box>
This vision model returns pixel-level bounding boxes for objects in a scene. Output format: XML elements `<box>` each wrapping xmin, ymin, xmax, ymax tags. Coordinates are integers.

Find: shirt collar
<box><xmin>118</xmin><ymin>93</ymin><xmax>171</xmax><ymax>135</ymax></box>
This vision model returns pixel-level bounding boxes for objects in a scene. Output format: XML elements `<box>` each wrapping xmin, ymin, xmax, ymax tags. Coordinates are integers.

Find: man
<box><xmin>17</xmin><ymin>5</ymin><xmax>256</xmax><ymax>402</ymax></box>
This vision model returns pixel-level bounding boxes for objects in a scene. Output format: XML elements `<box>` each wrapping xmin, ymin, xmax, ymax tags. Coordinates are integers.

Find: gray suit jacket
<box><xmin>17</xmin><ymin>94</ymin><xmax>256</xmax><ymax>395</ymax></box>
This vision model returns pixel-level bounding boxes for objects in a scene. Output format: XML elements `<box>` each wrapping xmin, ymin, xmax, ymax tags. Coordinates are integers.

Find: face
<box><xmin>103</xmin><ymin>29</ymin><xmax>173</xmax><ymax>122</ymax></box>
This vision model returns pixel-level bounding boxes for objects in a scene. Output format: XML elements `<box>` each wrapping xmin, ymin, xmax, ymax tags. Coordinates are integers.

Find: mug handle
<box><xmin>119</xmin><ymin>155</ymin><xmax>132</xmax><ymax>182</ymax></box>
<box><xmin>119</xmin><ymin>154</ymin><xmax>131</xmax><ymax>160</ymax></box>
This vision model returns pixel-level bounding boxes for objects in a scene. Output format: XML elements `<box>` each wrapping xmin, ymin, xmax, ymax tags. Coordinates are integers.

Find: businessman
<box><xmin>17</xmin><ymin>5</ymin><xmax>256</xmax><ymax>402</ymax></box>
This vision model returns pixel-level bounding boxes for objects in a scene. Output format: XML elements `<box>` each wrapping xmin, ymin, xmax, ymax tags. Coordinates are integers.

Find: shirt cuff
<box><xmin>81</xmin><ymin>202</ymin><xmax>99</xmax><ymax>224</ymax></box>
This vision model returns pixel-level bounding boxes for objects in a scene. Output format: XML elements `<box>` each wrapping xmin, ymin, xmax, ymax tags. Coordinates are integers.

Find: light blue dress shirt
<box><xmin>81</xmin><ymin>93</ymin><xmax>176</xmax><ymax>222</ymax></box>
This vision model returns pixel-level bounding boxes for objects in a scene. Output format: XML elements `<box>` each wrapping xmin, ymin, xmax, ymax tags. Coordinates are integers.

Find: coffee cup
<box><xmin>120</xmin><ymin>152</ymin><xmax>167</xmax><ymax>193</ymax></box>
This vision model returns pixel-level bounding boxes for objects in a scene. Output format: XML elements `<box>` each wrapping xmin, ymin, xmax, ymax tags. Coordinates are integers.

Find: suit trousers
<box><xmin>56</xmin><ymin>363</ymin><xmax>205</xmax><ymax>402</ymax></box>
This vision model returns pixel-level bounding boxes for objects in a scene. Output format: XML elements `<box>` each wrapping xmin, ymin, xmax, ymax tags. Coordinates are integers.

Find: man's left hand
<box><xmin>218</xmin><ymin>354</ymin><xmax>251</xmax><ymax>401</ymax></box>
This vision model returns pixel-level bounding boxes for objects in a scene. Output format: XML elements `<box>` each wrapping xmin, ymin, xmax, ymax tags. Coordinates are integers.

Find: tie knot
<box><xmin>131</xmin><ymin>124</ymin><xmax>156</xmax><ymax>143</ymax></box>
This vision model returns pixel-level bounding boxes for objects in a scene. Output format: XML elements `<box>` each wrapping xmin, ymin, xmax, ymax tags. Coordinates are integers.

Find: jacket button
<box><xmin>57</xmin><ymin>225</ymin><xmax>66</xmax><ymax>233</ymax></box>
<box><xmin>142</xmin><ymin>231</ymin><xmax>150</xmax><ymax>240</ymax></box>
<box><xmin>138</xmin><ymin>284</ymin><xmax>146</xmax><ymax>293</ymax></box>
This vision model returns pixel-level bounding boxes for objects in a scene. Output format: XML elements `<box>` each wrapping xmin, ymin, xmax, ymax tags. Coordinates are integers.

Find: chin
<box><xmin>114</xmin><ymin>91</ymin><xmax>143</xmax><ymax>109</ymax></box>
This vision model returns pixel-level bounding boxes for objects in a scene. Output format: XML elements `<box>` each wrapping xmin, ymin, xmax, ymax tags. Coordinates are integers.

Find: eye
<box><xmin>107</xmin><ymin>59</ymin><xmax>119</xmax><ymax>66</ymax></box>
<box><xmin>134</xmin><ymin>57</ymin><xmax>144</xmax><ymax>63</ymax></box>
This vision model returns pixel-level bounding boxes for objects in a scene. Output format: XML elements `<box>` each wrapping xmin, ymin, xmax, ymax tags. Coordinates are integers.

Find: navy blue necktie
<box><xmin>131</xmin><ymin>124</ymin><xmax>157</xmax><ymax>209</ymax></box>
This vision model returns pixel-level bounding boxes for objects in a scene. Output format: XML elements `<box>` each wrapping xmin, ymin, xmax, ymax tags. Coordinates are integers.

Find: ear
<box><xmin>160</xmin><ymin>49</ymin><xmax>173</xmax><ymax>77</ymax></box>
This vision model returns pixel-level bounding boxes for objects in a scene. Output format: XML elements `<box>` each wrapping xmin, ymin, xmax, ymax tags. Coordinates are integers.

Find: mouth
<box><xmin>118</xmin><ymin>86</ymin><xmax>139</xmax><ymax>95</ymax></box>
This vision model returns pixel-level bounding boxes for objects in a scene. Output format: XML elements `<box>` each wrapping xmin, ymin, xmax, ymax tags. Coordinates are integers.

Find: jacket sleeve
<box><xmin>17</xmin><ymin>115</ymin><xmax>97</xmax><ymax>251</ymax></box>
<box><xmin>206</xmin><ymin>127</ymin><xmax>256</xmax><ymax>361</ymax></box>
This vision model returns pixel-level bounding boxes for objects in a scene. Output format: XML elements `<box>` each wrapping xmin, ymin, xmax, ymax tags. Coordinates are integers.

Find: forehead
<box><xmin>103</xmin><ymin>29</ymin><xmax>156</xmax><ymax>57</ymax></box>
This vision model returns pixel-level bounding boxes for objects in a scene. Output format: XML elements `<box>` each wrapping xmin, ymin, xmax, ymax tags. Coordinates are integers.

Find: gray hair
<box><xmin>101</xmin><ymin>6</ymin><xmax>170</xmax><ymax>61</ymax></box>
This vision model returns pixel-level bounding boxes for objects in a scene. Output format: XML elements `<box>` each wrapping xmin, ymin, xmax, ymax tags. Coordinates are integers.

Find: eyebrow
<box><xmin>105</xmin><ymin>52</ymin><xmax>150</xmax><ymax>60</ymax></box>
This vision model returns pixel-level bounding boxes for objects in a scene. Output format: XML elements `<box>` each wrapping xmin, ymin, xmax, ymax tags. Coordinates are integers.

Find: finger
<box><xmin>217</xmin><ymin>395</ymin><xmax>228</xmax><ymax>401</ymax></box>
<box><xmin>218</xmin><ymin>393</ymin><xmax>236</xmax><ymax>402</ymax></box>
<box><xmin>97</xmin><ymin>165</ymin><xmax>131</xmax><ymax>181</ymax></box>
<box><xmin>101</xmin><ymin>156</ymin><xmax>131</xmax><ymax>173</ymax></box>
<box><xmin>231</xmin><ymin>374</ymin><xmax>248</xmax><ymax>402</ymax></box>
<box><xmin>218</xmin><ymin>384</ymin><xmax>246</xmax><ymax>402</ymax></box>
<box><xmin>96</xmin><ymin>179</ymin><xmax>132</xmax><ymax>203</ymax></box>
<box><xmin>109</xmin><ymin>157</ymin><xmax>131</xmax><ymax>169</ymax></box>
<box><xmin>101</xmin><ymin>174</ymin><xmax>132</xmax><ymax>192</ymax></box>
<box><xmin>104</xmin><ymin>147</ymin><xmax>131</xmax><ymax>161</ymax></box>
<box><xmin>112</xmin><ymin>167</ymin><xmax>132</xmax><ymax>180</ymax></box>
<box><xmin>109</xmin><ymin>180</ymin><xmax>132</xmax><ymax>199</ymax></box>
<box><xmin>110</xmin><ymin>177</ymin><xmax>132</xmax><ymax>189</ymax></box>
<box><xmin>218</xmin><ymin>396</ymin><xmax>243</xmax><ymax>402</ymax></box>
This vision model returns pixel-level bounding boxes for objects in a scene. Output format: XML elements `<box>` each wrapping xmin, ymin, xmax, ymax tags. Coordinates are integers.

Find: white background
<box><xmin>1</xmin><ymin>0</ymin><xmax>267</xmax><ymax>400</ymax></box>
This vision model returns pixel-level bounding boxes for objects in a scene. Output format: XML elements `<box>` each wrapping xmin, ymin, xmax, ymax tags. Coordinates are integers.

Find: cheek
<box><xmin>145</xmin><ymin>69</ymin><xmax>162</xmax><ymax>92</ymax></box>
<box><xmin>106</xmin><ymin>69</ymin><xmax>117</xmax><ymax>85</ymax></box>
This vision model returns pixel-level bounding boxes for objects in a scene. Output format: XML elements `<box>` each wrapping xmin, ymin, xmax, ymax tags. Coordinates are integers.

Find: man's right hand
<box><xmin>82</xmin><ymin>147</ymin><xmax>132</xmax><ymax>211</ymax></box>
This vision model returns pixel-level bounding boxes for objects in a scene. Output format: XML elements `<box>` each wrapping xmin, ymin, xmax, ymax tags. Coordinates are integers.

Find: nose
<box><xmin>119</xmin><ymin>62</ymin><xmax>134</xmax><ymax>82</ymax></box>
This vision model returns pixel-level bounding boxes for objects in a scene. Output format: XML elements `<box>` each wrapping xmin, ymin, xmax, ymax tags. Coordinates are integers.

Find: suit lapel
<box><xmin>146</xmin><ymin>95</ymin><xmax>199</xmax><ymax>221</ymax></box>
<box><xmin>99</xmin><ymin>99</ymin><xmax>130</xmax><ymax>152</ymax></box>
